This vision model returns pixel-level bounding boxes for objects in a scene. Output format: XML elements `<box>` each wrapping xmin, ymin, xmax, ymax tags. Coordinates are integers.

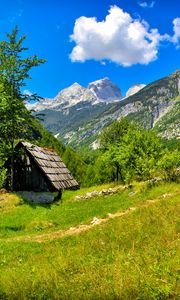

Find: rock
<box><xmin>91</xmin><ymin>217</ymin><xmax>101</xmax><ymax>225</ymax></box>
<box><xmin>121</xmin><ymin>186</ymin><xmax>127</xmax><ymax>191</ymax></box>
<box><xmin>75</xmin><ymin>185</ymin><xmax>127</xmax><ymax>201</ymax></box>
<box><xmin>91</xmin><ymin>191</ymin><xmax>99</xmax><ymax>196</ymax></box>
<box><xmin>69</xmin><ymin>227</ymin><xmax>76</xmax><ymax>231</ymax></box>
<box><xmin>75</xmin><ymin>196</ymin><xmax>83</xmax><ymax>201</ymax></box>
<box><xmin>86</xmin><ymin>192</ymin><xmax>93</xmax><ymax>198</ymax></box>
<box><xmin>101</xmin><ymin>189</ymin><xmax>109</xmax><ymax>195</ymax></box>
<box><xmin>148</xmin><ymin>177</ymin><xmax>162</xmax><ymax>183</ymax></box>
<box><xmin>126</xmin><ymin>84</ymin><xmax>146</xmax><ymax>98</ymax></box>
<box><xmin>88</xmin><ymin>77</ymin><xmax>122</xmax><ymax>102</ymax></box>
<box><xmin>107</xmin><ymin>213</ymin><xmax>113</xmax><ymax>218</ymax></box>
<box><xmin>128</xmin><ymin>192</ymin><xmax>136</xmax><ymax>196</ymax></box>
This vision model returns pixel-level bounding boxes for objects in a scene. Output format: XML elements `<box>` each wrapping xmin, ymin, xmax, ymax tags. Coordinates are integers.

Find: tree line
<box><xmin>83</xmin><ymin>119</ymin><xmax>180</xmax><ymax>186</ymax></box>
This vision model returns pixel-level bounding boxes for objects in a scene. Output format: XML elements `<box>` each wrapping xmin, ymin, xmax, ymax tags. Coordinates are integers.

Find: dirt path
<box><xmin>3</xmin><ymin>192</ymin><xmax>175</xmax><ymax>243</ymax></box>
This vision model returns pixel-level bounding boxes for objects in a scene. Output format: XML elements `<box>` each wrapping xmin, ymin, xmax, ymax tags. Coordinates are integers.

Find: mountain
<box><xmin>28</xmin><ymin>78</ymin><xmax>122</xmax><ymax>112</ymax></box>
<box><xmin>76</xmin><ymin>70</ymin><xmax>179</xmax><ymax>149</ymax></box>
<box><xmin>88</xmin><ymin>78</ymin><xmax>122</xmax><ymax>102</ymax></box>
<box><xmin>125</xmin><ymin>84</ymin><xmax>146</xmax><ymax>98</ymax></box>
<box><xmin>27</xmin><ymin>78</ymin><xmax>123</xmax><ymax>147</ymax></box>
<box><xmin>28</xmin><ymin>70</ymin><xmax>180</xmax><ymax>150</ymax></box>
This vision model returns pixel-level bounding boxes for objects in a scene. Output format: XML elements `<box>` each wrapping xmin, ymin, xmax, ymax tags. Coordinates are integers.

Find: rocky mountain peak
<box><xmin>126</xmin><ymin>84</ymin><xmax>146</xmax><ymax>98</ymax></box>
<box><xmin>89</xmin><ymin>77</ymin><xmax>111</xmax><ymax>85</ymax></box>
<box><xmin>88</xmin><ymin>78</ymin><xmax>122</xmax><ymax>101</ymax></box>
<box><xmin>55</xmin><ymin>82</ymin><xmax>84</xmax><ymax>102</ymax></box>
<box><xmin>169</xmin><ymin>69</ymin><xmax>180</xmax><ymax>80</ymax></box>
<box><xmin>48</xmin><ymin>77</ymin><xmax>122</xmax><ymax>108</ymax></box>
<box><xmin>70</xmin><ymin>82</ymin><xmax>82</xmax><ymax>88</ymax></box>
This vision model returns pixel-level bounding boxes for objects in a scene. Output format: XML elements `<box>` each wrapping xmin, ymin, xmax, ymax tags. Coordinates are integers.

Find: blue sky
<box><xmin>0</xmin><ymin>0</ymin><xmax>179</xmax><ymax>98</ymax></box>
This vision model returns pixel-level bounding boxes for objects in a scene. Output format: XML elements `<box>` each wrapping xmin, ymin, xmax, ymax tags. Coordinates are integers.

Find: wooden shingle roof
<box><xmin>19</xmin><ymin>141</ymin><xmax>79</xmax><ymax>190</ymax></box>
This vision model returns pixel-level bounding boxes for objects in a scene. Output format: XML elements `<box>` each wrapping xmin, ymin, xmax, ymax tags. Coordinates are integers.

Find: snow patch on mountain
<box><xmin>126</xmin><ymin>84</ymin><xmax>146</xmax><ymax>98</ymax></box>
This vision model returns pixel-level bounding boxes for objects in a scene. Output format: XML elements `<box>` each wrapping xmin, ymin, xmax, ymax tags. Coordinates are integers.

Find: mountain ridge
<box><xmin>27</xmin><ymin>70</ymin><xmax>180</xmax><ymax>149</ymax></box>
<box><xmin>27</xmin><ymin>77</ymin><xmax>123</xmax><ymax>112</ymax></box>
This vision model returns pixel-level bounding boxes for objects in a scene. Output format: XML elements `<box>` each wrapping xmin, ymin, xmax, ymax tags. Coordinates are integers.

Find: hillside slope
<box><xmin>72</xmin><ymin>70</ymin><xmax>180</xmax><ymax>149</ymax></box>
<box><xmin>0</xmin><ymin>182</ymin><xmax>179</xmax><ymax>299</ymax></box>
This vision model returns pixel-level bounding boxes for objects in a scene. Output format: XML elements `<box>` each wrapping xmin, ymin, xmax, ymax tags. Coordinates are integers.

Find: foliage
<box><xmin>92</xmin><ymin>119</ymin><xmax>162</xmax><ymax>184</ymax></box>
<box><xmin>30</xmin><ymin>118</ymin><xmax>66</xmax><ymax>155</ymax></box>
<box><xmin>100</xmin><ymin>117</ymin><xmax>134</xmax><ymax>150</ymax></box>
<box><xmin>84</xmin><ymin>155</ymin><xmax>115</xmax><ymax>186</ymax></box>
<box><xmin>0</xmin><ymin>80</ymin><xmax>32</xmax><ymax>156</ymax></box>
<box><xmin>157</xmin><ymin>150</ymin><xmax>180</xmax><ymax>181</ymax></box>
<box><xmin>0</xmin><ymin>26</ymin><xmax>45</xmax><ymax>190</ymax></box>
<box><xmin>160</xmin><ymin>138</ymin><xmax>180</xmax><ymax>151</ymax></box>
<box><xmin>62</xmin><ymin>147</ymin><xmax>87</xmax><ymax>185</ymax></box>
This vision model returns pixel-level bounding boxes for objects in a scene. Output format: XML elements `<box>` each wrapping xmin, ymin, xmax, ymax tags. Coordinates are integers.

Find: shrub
<box><xmin>157</xmin><ymin>150</ymin><xmax>180</xmax><ymax>181</ymax></box>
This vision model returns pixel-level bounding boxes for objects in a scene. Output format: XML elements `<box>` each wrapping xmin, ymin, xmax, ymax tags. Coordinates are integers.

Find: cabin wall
<box><xmin>13</xmin><ymin>151</ymin><xmax>50</xmax><ymax>192</ymax></box>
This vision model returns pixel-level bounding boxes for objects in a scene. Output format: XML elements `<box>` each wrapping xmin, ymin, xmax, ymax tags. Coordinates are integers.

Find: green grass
<box><xmin>0</xmin><ymin>181</ymin><xmax>180</xmax><ymax>299</ymax></box>
<box><xmin>0</xmin><ymin>182</ymin><xmax>178</xmax><ymax>239</ymax></box>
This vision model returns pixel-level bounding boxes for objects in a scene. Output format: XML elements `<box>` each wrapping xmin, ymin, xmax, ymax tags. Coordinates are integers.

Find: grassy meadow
<box><xmin>0</xmin><ymin>181</ymin><xmax>180</xmax><ymax>299</ymax></box>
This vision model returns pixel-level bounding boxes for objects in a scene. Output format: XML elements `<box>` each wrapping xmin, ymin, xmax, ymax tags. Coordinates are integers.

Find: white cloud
<box><xmin>138</xmin><ymin>1</ymin><xmax>155</xmax><ymax>8</ymax></box>
<box><xmin>70</xmin><ymin>6</ymin><xmax>164</xmax><ymax>66</ymax></box>
<box><xmin>172</xmin><ymin>18</ymin><xmax>180</xmax><ymax>46</ymax></box>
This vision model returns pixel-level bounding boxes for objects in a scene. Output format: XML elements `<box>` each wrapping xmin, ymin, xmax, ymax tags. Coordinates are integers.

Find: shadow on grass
<box><xmin>2</xmin><ymin>225</ymin><xmax>26</xmax><ymax>232</ymax></box>
<box><xmin>15</xmin><ymin>192</ymin><xmax>63</xmax><ymax>209</ymax></box>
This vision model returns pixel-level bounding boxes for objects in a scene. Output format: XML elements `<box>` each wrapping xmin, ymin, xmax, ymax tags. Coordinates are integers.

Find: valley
<box><xmin>0</xmin><ymin>7</ymin><xmax>179</xmax><ymax>299</ymax></box>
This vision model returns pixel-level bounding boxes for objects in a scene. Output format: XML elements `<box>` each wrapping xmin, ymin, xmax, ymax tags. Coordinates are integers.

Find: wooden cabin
<box><xmin>8</xmin><ymin>141</ymin><xmax>79</xmax><ymax>192</ymax></box>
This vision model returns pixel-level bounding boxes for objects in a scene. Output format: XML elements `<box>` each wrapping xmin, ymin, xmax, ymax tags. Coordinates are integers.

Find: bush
<box><xmin>96</xmin><ymin>120</ymin><xmax>162</xmax><ymax>184</ymax></box>
<box><xmin>157</xmin><ymin>150</ymin><xmax>180</xmax><ymax>181</ymax></box>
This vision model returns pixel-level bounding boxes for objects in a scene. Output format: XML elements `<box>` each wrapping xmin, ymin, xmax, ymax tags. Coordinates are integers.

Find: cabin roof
<box><xmin>17</xmin><ymin>141</ymin><xmax>79</xmax><ymax>190</ymax></box>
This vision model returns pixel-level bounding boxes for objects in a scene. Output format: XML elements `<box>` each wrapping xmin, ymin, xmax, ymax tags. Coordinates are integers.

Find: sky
<box><xmin>0</xmin><ymin>0</ymin><xmax>179</xmax><ymax>98</ymax></box>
